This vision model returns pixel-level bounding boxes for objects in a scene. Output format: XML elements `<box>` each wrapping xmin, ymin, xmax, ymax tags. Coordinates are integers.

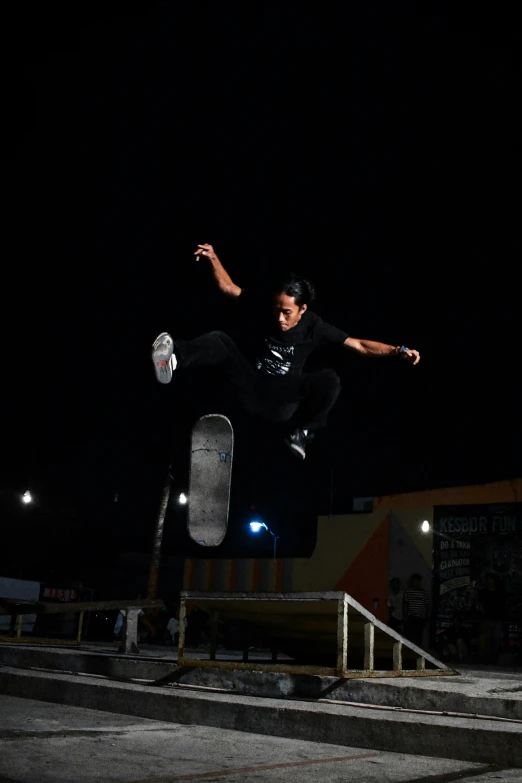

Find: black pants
<box><xmin>174</xmin><ymin>330</ymin><xmax>341</xmax><ymax>432</ymax></box>
<box><xmin>405</xmin><ymin>616</ymin><xmax>426</xmax><ymax>647</ymax></box>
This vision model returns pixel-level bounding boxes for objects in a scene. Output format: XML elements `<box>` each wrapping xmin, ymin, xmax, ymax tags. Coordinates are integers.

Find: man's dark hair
<box><xmin>272</xmin><ymin>273</ymin><xmax>316</xmax><ymax>307</ymax></box>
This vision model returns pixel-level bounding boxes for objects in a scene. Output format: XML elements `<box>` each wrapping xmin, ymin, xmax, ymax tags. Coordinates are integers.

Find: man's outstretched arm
<box><xmin>194</xmin><ymin>243</ymin><xmax>242</xmax><ymax>298</ymax></box>
<box><xmin>344</xmin><ymin>337</ymin><xmax>420</xmax><ymax>365</ymax></box>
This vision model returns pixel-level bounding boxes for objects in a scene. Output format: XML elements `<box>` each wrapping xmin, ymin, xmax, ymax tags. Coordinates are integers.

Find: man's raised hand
<box><xmin>194</xmin><ymin>243</ymin><xmax>217</xmax><ymax>263</ymax></box>
<box><xmin>193</xmin><ymin>244</ymin><xmax>241</xmax><ymax>297</ymax></box>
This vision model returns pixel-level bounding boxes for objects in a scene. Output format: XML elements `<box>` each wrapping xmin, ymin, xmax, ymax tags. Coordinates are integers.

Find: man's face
<box><xmin>272</xmin><ymin>292</ymin><xmax>307</xmax><ymax>331</ymax></box>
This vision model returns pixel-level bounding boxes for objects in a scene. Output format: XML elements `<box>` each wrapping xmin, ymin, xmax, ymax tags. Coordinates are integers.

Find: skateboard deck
<box><xmin>187</xmin><ymin>414</ymin><xmax>233</xmax><ymax>546</ymax></box>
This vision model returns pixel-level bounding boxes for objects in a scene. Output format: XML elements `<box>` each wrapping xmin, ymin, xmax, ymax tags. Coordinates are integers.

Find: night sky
<box><xmin>3</xmin><ymin>3</ymin><xmax>521</xmax><ymax>590</ymax></box>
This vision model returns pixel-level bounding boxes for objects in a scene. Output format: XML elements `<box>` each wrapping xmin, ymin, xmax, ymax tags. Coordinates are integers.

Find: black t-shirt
<box><xmin>236</xmin><ymin>290</ymin><xmax>349</xmax><ymax>376</ymax></box>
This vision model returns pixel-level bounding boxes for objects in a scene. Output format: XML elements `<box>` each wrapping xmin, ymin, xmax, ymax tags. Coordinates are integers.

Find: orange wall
<box><xmin>183</xmin><ymin>477</ymin><xmax>522</xmax><ymax>619</ymax></box>
<box><xmin>375</xmin><ymin>478</ymin><xmax>522</xmax><ymax>510</ymax></box>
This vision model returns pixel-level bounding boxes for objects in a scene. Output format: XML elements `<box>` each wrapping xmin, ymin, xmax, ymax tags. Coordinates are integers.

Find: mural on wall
<box><xmin>432</xmin><ymin>503</ymin><xmax>522</xmax><ymax>653</ymax></box>
<box><xmin>183</xmin><ymin>512</ymin><xmax>393</xmax><ymax>621</ymax></box>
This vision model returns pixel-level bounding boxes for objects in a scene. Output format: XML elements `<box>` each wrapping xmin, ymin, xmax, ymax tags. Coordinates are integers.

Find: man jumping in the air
<box><xmin>152</xmin><ymin>244</ymin><xmax>420</xmax><ymax>460</ymax></box>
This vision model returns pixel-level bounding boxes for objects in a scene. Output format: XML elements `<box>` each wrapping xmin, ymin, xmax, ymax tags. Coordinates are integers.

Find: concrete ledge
<box><xmin>1</xmin><ymin>644</ymin><xmax>521</xmax><ymax>721</ymax></box>
<box><xmin>0</xmin><ymin>644</ymin><xmax>171</xmax><ymax>682</ymax></box>
<box><xmin>1</xmin><ymin>666</ymin><xmax>522</xmax><ymax>767</ymax></box>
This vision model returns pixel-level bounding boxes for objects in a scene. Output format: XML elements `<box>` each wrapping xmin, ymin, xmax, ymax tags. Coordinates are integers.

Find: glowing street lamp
<box><xmin>421</xmin><ymin>520</ymin><xmax>430</xmax><ymax>533</ymax></box>
<box><xmin>22</xmin><ymin>491</ymin><xmax>32</xmax><ymax>505</ymax></box>
<box><xmin>249</xmin><ymin>520</ymin><xmax>279</xmax><ymax>558</ymax></box>
<box><xmin>178</xmin><ymin>493</ymin><xmax>187</xmax><ymax>505</ymax></box>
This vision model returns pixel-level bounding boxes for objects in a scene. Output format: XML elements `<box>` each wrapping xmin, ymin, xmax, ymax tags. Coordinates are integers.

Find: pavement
<box><xmin>1</xmin><ymin>642</ymin><xmax>522</xmax><ymax>770</ymax></box>
<box><xmin>0</xmin><ymin>694</ymin><xmax>521</xmax><ymax>783</ymax></box>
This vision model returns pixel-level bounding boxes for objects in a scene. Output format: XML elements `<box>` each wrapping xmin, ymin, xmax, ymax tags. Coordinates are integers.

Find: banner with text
<box><xmin>432</xmin><ymin>503</ymin><xmax>522</xmax><ymax>650</ymax></box>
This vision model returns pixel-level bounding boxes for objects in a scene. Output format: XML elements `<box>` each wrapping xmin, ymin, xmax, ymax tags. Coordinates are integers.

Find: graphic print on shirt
<box><xmin>257</xmin><ymin>340</ymin><xmax>295</xmax><ymax>375</ymax></box>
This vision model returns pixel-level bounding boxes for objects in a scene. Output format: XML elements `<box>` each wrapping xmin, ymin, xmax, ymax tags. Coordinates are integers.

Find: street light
<box><xmin>178</xmin><ymin>493</ymin><xmax>187</xmax><ymax>505</ymax></box>
<box><xmin>249</xmin><ymin>520</ymin><xmax>279</xmax><ymax>559</ymax></box>
<box><xmin>421</xmin><ymin>520</ymin><xmax>430</xmax><ymax>533</ymax></box>
<box><xmin>22</xmin><ymin>491</ymin><xmax>32</xmax><ymax>504</ymax></box>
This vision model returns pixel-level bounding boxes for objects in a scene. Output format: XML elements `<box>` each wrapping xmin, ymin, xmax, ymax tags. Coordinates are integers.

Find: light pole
<box><xmin>249</xmin><ymin>521</ymin><xmax>279</xmax><ymax>559</ymax></box>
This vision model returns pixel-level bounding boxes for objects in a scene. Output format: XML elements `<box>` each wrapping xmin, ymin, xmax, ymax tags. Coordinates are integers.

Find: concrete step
<box><xmin>2</xmin><ymin>643</ymin><xmax>521</xmax><ymax>721</ymax></box>
<box><xmin>1</xmin><ymin>665</ymin><xmax>522</xmax><ymax>768</ymax></box>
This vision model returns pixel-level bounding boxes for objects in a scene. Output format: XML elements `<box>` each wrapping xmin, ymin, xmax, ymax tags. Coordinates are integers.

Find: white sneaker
<box><xmin>152</xmin><ymin>332</ymin><xmax>177</xmax><ymax>384</ymax></box>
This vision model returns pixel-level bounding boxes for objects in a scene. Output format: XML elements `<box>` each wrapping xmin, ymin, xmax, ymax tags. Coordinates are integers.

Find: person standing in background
<box><xmin>387</xmin><ymin>577</ymin><xmax>404</xmax><ymax>633</ymax></box>
<box><xmin>403</xmin><ymin>573</ymin><xmax>430</xmax><ymax>647</ymax></box>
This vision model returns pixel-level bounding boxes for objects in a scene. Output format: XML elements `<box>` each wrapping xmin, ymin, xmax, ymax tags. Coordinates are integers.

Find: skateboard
<box><xmin>187</xmin><ymin>414</ymin><xmax>233</xmax><ymax>546</ymax></box>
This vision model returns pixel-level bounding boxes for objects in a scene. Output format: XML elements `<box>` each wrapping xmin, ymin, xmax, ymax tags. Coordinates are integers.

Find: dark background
<box><xmin>2</xmin><ymin>2</ymin><xmax>521</xmax><ymax>592</ymax></box>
